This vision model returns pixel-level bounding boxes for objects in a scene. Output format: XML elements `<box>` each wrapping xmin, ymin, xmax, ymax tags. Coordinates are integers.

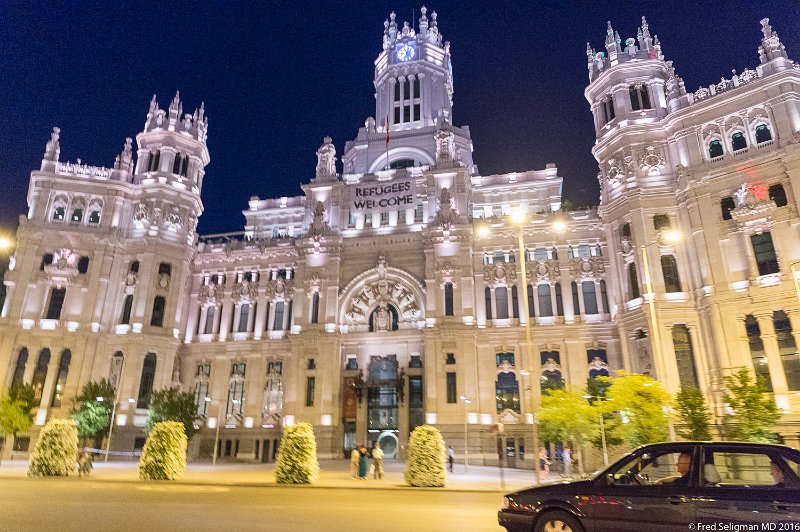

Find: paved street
<box><xmin>1</xmin><ymin>478</ymin><xmax>505</xmax><ymax>531</ymax></box>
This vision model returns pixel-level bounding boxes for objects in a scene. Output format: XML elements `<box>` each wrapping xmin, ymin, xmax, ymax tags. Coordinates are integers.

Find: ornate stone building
<box><xmin>1</xmin><ymin>11</ymin><xmax>799</xmax><ymax>465</ymax></box>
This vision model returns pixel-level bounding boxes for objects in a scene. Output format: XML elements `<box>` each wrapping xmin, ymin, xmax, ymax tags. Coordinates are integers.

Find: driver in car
<box><xmin>666</xmin><ymin>452</ymin><xmax>692</xmax><ymax>486</ymax></box>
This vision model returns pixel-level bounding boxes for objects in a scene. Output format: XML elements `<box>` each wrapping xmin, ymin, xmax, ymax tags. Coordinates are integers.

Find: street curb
<box><xmin>1</xmin><ymin>475</ymin><xmax>514</xmax><ymax>494</ymax></box>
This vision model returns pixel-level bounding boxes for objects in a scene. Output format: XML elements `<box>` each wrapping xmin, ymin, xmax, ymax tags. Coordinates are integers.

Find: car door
<box><xmin>581</xmin><ymin>445</ymin><xmax>698</xmax><ymax>532</ymax></box>
<box><xmin>695</xmin><ymin>445</ymin><xmax>800</xmax><ymax>525</ymax></box>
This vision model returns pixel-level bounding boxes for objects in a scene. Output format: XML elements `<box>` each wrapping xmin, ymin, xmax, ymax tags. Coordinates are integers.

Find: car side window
<box><xmin>704</xmin><ymin>451</ymin><xmax>787</xmax><ymax>488</ymax></box>
<box><xmin>609</xmin><ymin>448</ymin><xmax>694</xmax><ymax>486</ymax></box>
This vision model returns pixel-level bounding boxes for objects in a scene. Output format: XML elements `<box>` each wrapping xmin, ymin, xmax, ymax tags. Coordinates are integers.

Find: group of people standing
<box><xmin>539</xmin><ymin>447</ymin><xmax>572</xmax><ymax>479</ymax></box>
<box><xmin>350</xmin><ymin>442</ymin><xmax>384</xmax><ymax>480</ymax></box>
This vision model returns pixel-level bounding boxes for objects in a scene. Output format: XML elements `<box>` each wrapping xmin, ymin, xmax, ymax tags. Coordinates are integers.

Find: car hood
<box><xmin>506</xmin><ymin>479</ymin><xmax>594</xmax><ymax>498</ymax></box>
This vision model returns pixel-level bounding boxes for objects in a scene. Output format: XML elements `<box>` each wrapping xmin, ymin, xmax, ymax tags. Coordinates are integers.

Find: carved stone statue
<box><xmin>434</xmin><ymin>119</ymin><xmax>456</xmax><ymax>163</ymax></box>
<box><xmin>44</xmin><ymin>127</ymin><xmax>61</xmax><ymax>161</ymax></box>
<box><xmin>309</xmin><ymin>201</ymin><xmax>327</xmax><ymax>237</ymax></box>
<box><xmin>315</xmin><ymin>136</ymin><xmax>337</xmax><ymax>180</ymax></box>
<box><xmin>434</xmin><ymin>187</ymin><xmax>456</xmax><ymax>229</ymax></box>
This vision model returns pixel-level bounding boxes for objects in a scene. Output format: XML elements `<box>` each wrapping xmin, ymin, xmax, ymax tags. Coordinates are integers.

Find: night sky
<box><xmin>1</xmin><ymin>1</ymin><xmax>798</xmax><ymax>235</ymax></box>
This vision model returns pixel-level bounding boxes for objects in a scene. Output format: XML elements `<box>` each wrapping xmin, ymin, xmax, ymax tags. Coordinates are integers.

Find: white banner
<box><xmin>349</xmin><ymin>178</ymin><xmax>416</xmax><ymax>214</ymax></box>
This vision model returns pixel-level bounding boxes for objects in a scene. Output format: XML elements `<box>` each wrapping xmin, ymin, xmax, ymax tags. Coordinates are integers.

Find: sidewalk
<box><xmin>0</xmin><ymin>458</ymin><xmax>555</xmax><ymax>493</ymax></box>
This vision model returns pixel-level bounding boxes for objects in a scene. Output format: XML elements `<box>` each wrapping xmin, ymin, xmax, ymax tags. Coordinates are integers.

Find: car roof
<box><xmin>634</xmin><ymin>441</ymin><xmax>797</xmax><ymax>451</ymax></box>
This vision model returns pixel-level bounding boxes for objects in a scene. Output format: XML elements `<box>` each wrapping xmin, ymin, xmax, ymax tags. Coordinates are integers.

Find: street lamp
<box><xmin>206</xmin><ymin>397</ymin><xmax>221</xmax><ymax>465</ymax></box>
<box><xmin>459</xmin><ymin>395</ymin><xmax>471</xmax><ymax>471</ymax></box>
<box><xmin>104</xmin><ymin>357</ymin><xmax>125</xmax><ymax>463</ymax></box>
<box><xmin>583</xmin><ymin>394</ymin><xmax>613</xmax><ymax>466</ymax></box>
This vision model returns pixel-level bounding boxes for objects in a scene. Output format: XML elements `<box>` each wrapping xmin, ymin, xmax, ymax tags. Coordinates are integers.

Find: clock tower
<box><xmin>342</xmin><ymin>7</ymin><xmax>474</xmax><ymax>174</ymax></box>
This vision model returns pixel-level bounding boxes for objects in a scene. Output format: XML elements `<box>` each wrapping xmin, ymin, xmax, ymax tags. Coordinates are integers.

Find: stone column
<box><xmin>253</xmin><ymin>293</ymin><xmax>267</xmax><ymax>340</ymax></box>
<box><xmin>218</xmin><ymin>299</ymin><xmax>233</xmax><ymax>341</ymax></box>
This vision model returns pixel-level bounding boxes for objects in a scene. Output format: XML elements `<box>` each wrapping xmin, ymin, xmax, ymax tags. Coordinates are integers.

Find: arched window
<box><xmin>485</xmin><ymin>287</ymin><xmax>493</xmax><ymax>320</ymax></box>
<box><xmin>226</xmin><ymin>362</ymin><xmax>246</xmax><ymax>417</ymax></box>
<box><xmin>137</xmin><ymin>353</ymin><xmax>157</xmax><ymax>408</ymax></box>
<box><xmin>53</xmin><ymin>206</ymin><xmax>65</xmax><ymax>221</ymax></box>
<box><xmin>70</xmin><ymin>208</ymin><xmax>83</xmax><ymax>223</ymax></box>
<box><xmin>540</xmin><ymin>351</ymin><xmax>564</xmax><ymax>393</ymax></box>
<box><xmin>88</xmin><ymin>210</ymin><xmax>101</xmax><ymax>224</ymax></box>
<box><xmin>45</xmin><ymin>288</ymin><xmax>66</xmax><ymax>320</ymax></box>
<box><xmin>660</xmin><ymin>255</ymin><xmax>682</xmax><ymax>293</ymax></box>
<box><xmin>495</xmin><ymin>372</ymin><xmax>520</xmax><ymax>414</ymax></box>
<box><xmin>147</xmin><ymin>150</ymin><xmax>160</xmax><ymax>172</ymax></box>
<box><xmin>629</xmin><ymin>84</ymin><xmax>651</xmax><ymax>110</ymax></box>
<box><xmin>50</xmin><ymin>349</ymin><xmax>71</xmax><ymax>407</ymax></box>
<box><xmin>720</xmin><ymin>196</ymin><xmax>736</xmax><ymax>220</ymax></box>
<box><xmin>31</xmin><ymin>348</ymin><xmax>51</xmax><ymax>403</ymax></box>
<box><xmin>571</xmin><ymin>282</ymin><xmax>581</xmax><ymax>315</ymax></box>
<box><xmin>672</xmin><ymin>325</ymin><xmax>699</xmax><ymax>388</ymax></box>
<box><xmin>555</xmin><ymin>283</ymin><xmax>564</xmax><ymax>316</ymax></box>
<box><xmin>582</xmin><ymin>281</ymin><xmax>598</xmax><ymax>314</ymax></box>
<box><xmin>744</xmin><ymin>315</ymin><xmax>771</xmax><ymax>391</ymax></box>
<box><xmin>11</xmin><ymin>347</ymin><xmax>28</xmax><ymax>388</ymax></box>
<box><xmin>511</xmin><ymin>285</ymin><xmax>519</xmax><ymax>319</ymax></box>
<box><xmin>236</xmin><ymin>303</ymin><xmax>250</xmax><ymax>333</ymax></box>
<box><xmin>769</xmin><ymin>184</ymin><xmax>788</xmax><ymax>208</ymax></box>
<box><xmin>311</xmin><ymin>292</ymin><xmax>321</xmax><ymax>323</ymax></box>
<box><xmin>538</xmin><ymin>284</ymin><xmax>553</xmax><ymax>317</ymax></box>
<box><xmin>708</xmin><ymin>139</ymin><xmax>723</xmax><ymax>159</ymax></box>
<box><xmin>495</xmin><ymin>286</ymin><xmax>509</xmax><ymax>319</ymax></box>
<box><xmin>628</xmin><ymin>263</ymin><xmax>640</xmax><ymax>299</ymax></box>
<box><xmin>755</xmin><ymin>124</ymin><xmax>772</xmax><ymax>144</ymax></box>
<box><xmin>774</xmin><ymin>311</ymin><xmax>800</xmax><ymax>391</ymax></box>
<box><xmin>588</xmin><ymin>349</ymin><xmax>609</xmax><ymax>378</ymax></box>
<box><xmin>600</xmin><ymin>280</ymin><xmax>610</xmax><ymax>313</ymax></box>
<box><xmin>444</xmin><ymin>283</ymin><xmax>454</xmax><ymax>317</ymax></box>
<box><xmin>527</xmin><ymin>284</ymin><xmax>535</xmax><ymax>318</ymax></box>
<box><xmin>203</xmin><ymin>306</ymin><xmax>216</xmax><ymax>334</ymax></box>
<box><xmin>120</xmin><ymin>294</ymin><xmax>133</xmax><ymax>325</ymax></box>
<box><xmin>731</xmin><ymin>131</ymin><xmax>748</xmax><ymax>151</ymax></box>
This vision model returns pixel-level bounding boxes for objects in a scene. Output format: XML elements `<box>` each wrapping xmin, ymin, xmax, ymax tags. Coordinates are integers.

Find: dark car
<box><xmin>498</xmin><ymin>441</ymin><xmax>800</xmax><ymax>532</ymax></box>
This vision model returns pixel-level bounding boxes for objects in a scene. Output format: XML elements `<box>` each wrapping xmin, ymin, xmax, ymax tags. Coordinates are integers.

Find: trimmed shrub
<box><xmin>405</xmin><ymin>425</ymin><xmax>446</xmax><ymax>487</ymax></box>
<box><xmin>138</xmin><ymin>421</ymin><xmax>187</xmax><ymax>480</ymax></box>
<box><xmin>274</xmin><ymin>422</ymin><xmax>320</xmax><ymax>484</ymax></box>
<box><xmin>28</xmin><ymin>418</ymin><xmax>79</xmax><ymax>477</ymax></box>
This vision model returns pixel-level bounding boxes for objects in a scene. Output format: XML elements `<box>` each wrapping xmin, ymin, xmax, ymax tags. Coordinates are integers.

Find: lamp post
<box><xmin>206</xmin><ymin>397</ymin><xmax>222</xmax><ymax>465</ymax></box>
<box><xmin>584</xmin><ymin>394</ymin><xmax>613</xmax><ymax>466</ymax></box>
<box><xmin>791</xmin><ymin>261</ymin><xmax>800</xmax><ymax>304</ymax></box>
<box><xmin>459</xmin><ymin>395</ymin><xmax>471</xmax><ymax>471</ymax></box>
<box><xmin>104</xmin><ymin>356</ymin><xmax>125</xmax><ymax>462</ymax></box>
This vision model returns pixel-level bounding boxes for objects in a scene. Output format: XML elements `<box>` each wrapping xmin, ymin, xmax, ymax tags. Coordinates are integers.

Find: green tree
<box><xmin>0</xmin><ymin>385</ymin><xmax>35</xmax><ymax>464</ymax></box>
<box><xmin>722</xmin><ymin>368</ymin><xmax>781</xmax><ymax>443</ymax></box>
<box><xmin>606</xmin><ymin>372</ymin><xmax>671</xmax><ymax>448</ymax></box>
<box><xmin>275</xmin><ymin>422</ymin><xmax>320</xmax><ymax>484</ymax></box>
<box><xmin>27</xmin><ymin>418</ymin><xmax>79</xmax><ymax>477</ymax></box>
<box><xmin>585</xmin><ymin>377</ymin><xmax>624</xmax><ymax>451</ymax></box>
<box><xmin>404</xmin><ymin>425</ymin><xmax>446</xmax><ymax>487</ymax></box>
<box><xmin>145</xmin><ymin>387</ymin><xmax>199</xmax><ymax>440</ymax></box>
<box><xmin>71</xmin><ymin>380</ymin><xmax>115</xmax><ymax>447</ymax></box>
<box><xmin>538</xmin><ymin>388</ymin><xmax>596</xmax><ymax>445</ymax></box>
<box><xmin>675</xmin><ymin>387</ymin><xmax>712</xmax><ymax>440</ymax></box>
<box><xmin>138</xmin><ymin>421</ymin><xmax>188</xmax><ymax>481</ymax></box>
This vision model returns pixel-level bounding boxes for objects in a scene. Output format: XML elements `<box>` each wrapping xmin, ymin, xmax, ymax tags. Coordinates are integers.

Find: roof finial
<box><xmin>44</xmin><ymin>126</ymin><xmax>61</xmax><ymax>161</ymax></box>
<box><xmin>605</xmin><ymin>21</ymin><xmax>614</xmax><ymax>45</ymax></box>
<box><xmin>758</xmin><ymin>18</ymin><xmax>789</xmax><ymax>64</ymax></box>
<box><xmin>419</xmin><ymin>5</ymin><xmax>428</xmax><ymax>36</ymax></box>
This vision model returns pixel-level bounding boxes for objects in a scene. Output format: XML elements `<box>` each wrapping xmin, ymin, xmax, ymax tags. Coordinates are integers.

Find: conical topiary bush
<box><xmin>274</xmin><ymin>422</ymin><xmax>320</xmax><ymax>484</ymax></box>
<box><xmin>28</xmin><ymin>418</ymin><xmax>79</xmax><ymax>477</ymax></box>
<box><xmin>405</xmin><ymin>425</ymin><xmax>446</xmax><ymax>487</ymax></box>
<box><xmin>138</xmin><ymin>421</ymin><xmax>187</xmax><ymax>480</ymax></box>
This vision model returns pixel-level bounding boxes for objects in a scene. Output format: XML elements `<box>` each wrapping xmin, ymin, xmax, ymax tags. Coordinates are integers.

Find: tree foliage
<box><xmin>27</xmin><ymin>418</ymin><xmax>79</xmax><ymax>477</ymax></box>
<box><xmin>0</xmin><ymin>384</ymin><xmax>36</xmax><ymax>463</ymax></box>
<box><xmin>675</xmin><ymin>387</ymin><xmax>712</xmax><ymax>440</ymax></box>
<box><xmin>138</xmin><ymin>421</ymin><xmax>187</xmax><ymax>480</ymax></box>
<box><xmin>404</xmin><ymin>425</ymin><xmax>446</xmax><ymax>487</ymax></box>
<box><xmin>606</xmin><ymin>372</ymin><xmax>671</xmax><ymax>448</ymax></box>
<box><xmin>275</xmin><ymin>422</ymin><xmax>320</xmax><ymax>484</ymax></box>
<box><xmin>145</xmin><ymin>387</ymin><xmax>198</xmax><ymax>440</ymax></box>
<box><xmin>722</xmin><ymin>368</ymin><xmax>781</xmax><ymax>443</ymax></box>
<box><xmin>71</xmin><ymin>380</ymin><xmax>115</xmax><ymax>445</ymax></box>
<box><xmin>538</xmin><ymin>388</ymin><xmax>596</xmax><ymax>445</ymax></box>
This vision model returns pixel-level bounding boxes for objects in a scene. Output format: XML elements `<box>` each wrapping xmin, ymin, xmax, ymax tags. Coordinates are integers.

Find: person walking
<box><xmin>350</xmin><ymin>446</ymin><xmax>361</xmax><ymax>479</ymax></box>
<box><xmin>358</xmin><ymin>445</ymin><xmax>369</xmax><ymax>479</ymax></box>
<box><xmin>371</xmin><ymin>442</ymin><xmax>384</xmax><ymax>480</ymax></box>
<box><xmin>539</xmin><ymin>447</ymin><xmax>550</xmax><ymax>480</ymax></box>
<box><xmin>562</xmin><ymin>448</ymin><xmax>572</xmax><ymax>478</ymax></box>
<box><xmin>447</xmin><ymin>445</ymin><xmax>455</xmax><ymax>473</ymax></box>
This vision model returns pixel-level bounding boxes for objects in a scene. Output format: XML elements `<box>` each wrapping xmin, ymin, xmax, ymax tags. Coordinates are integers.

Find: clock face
<box><xmin>396</xmin><ymin>43</ymin><xmax>415</xmax><ymax>62</ymax></box>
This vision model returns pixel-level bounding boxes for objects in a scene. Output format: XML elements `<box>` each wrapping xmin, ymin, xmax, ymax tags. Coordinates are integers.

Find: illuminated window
<box><xmin>137</xmin><ymin>353</ymin><xmax>157</xmax><ymax>408</ymax></box>
<box><xmin>751</xmin><ymin>232</ymin><xmax>779</xmax><ymax>275</ymax></box>
<box><xmin>661</xmin><ymin>255</ymin><xmax>682</xmax><ymax>293</ymax></box>
<box><xmin>50</xmin><ymin>349</ymin><xmax>71</xmax><ymax>408</ymax></box>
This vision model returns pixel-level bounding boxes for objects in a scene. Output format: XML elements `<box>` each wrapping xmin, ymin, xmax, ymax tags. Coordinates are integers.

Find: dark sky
<box><xmin>1</xmin><ymin>1</ymin><xmax>798</xmax><ymax>235</ymax></box>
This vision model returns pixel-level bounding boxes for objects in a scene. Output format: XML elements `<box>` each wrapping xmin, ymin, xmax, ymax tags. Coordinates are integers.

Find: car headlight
<box><xmin>501</xmin><ymin>496</ymin><xmax>511</xmax><ymax>510</ymax></box>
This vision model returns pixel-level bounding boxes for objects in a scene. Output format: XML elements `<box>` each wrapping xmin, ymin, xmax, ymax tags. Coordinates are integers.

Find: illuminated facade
<box><xmin>1</xmin><ymin>12</ymin><xmax>799</xmax><ymax>465</ymax></box>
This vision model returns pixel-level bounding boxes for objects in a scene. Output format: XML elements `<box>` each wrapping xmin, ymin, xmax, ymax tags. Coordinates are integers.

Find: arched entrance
<box><xmin>376</xmin><ymin>431</ymin><xmax>399</xmax><ymax>459</ymax></box>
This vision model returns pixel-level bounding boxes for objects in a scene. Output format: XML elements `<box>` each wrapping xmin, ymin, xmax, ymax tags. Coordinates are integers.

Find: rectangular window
<box><xmin>413</xmin><ymin>104</ymin><xmax>420</xmax><ymax>121</ymax></box>
<box><xmin>237</xmin><ymin>303</ymin><xmax>249</xmax><ymax>333</ymax></box>
<box><xmin>661</xmin><ymin>255</ymin><xmax>682</xmax><ymax>293</ymax></box>
<box><xmin>203</xmin><ymin>306</ymin><xmax>216</xmax><ymax>334</ymax></box>
<box><xmin>414</xmin><ymin>202</ymin><xmax>424</xmax><ymax>222</ymax></box>
<box><xmin>672</xmin><ymin>325</ymin><xmax>699</xmax><ymax>388</ymax></box>
<box><xmin>393</xmin><ymin>106</ymin><xmax>400</xmax><ymax>125</ymax></box>
<box><xmin>349</xmin><ymin>210</ymin><xmax>357</xmax><ymax>227</ymax></box>
<box><xmin>273</xmin><ymin>301</ymin><xmax>285</xmax><ymax>330</ymax></box>
<box><xmin>445</xmin><ymin>353</ymin><xmax>456</xmax><ymax>365</ymax></box>
<box><xmin>380</xmin><ymin>211</ymin><xmax>389</xmax><ymax>224</ymax></box>
<box><xmin>158</xmin><ymin>263</ymin><xmax>172</xmax><ymax>276</ymax></box>
<box><xmin>444</xmin><ymin>283</ymin><xmax>454</xmax><ymax>316</ymax></box>
<box><xmin>485</xmin><ymin>287</ymin><xmax>493</xmax><ymax>320</ymax></box>
<box><xmin>45</xmin><ymin>288</ymin><xmax>66</xmax><ymax>320</ymax></box>
<box><xmin>751</xmin><ymin>232</ymin><xmax>779</xmax><ymax>275</ymax></box>
<box><xmin>538</xmin><ymin>284</ymin><xmax>553</xmax><ymax>317</ymax></box>
<box><xmin>495</xmin><ymin>286</ymin><xmax>509</xmax><ymax>319</ymax></box>
<box><xmin>137</xmin><ymin>353</ymin><xmax>157</xmax><ymax>409</ymax></box>
<box><xmin>653</xmin><ymin>214</ymin><xmax>671</xmax><ymax>231</ymax></box>
<box><xmin>194</xmin><ymin>381</ymin><xmax>209</xmax><ymax>416</ymax></box>
<box><xmin>571</xmin><ymin>282</ymin><xmax>581</xmax><ymax>315</ymax></box>
<box><xmin>150</xmin><ymin>296</ymin><xmax>166</xmax><ymax>327</ymax></box>
<box><xmin>409</xmin><ymin>376</ymin><xmax>423</xmax><ymax>408</ymax></box>
<box><xmin>511</xmin><ymin>286</ymin><xmax>519</xmax><ymax>319</ymax></box>
<box><xmin>774</xmin><ymin>312</ymin><xmax>800</xmax><ymax>391</ymax></box>
<box><xmin>311</xmin><ymin>292</ymin><xmax>320</xmax><ymax>324</ymax></box>
<box><xmin>555</xmin><ymin>283</ymin><xmax>564</xmax><ymax>316</ymax></box>
<box><xmin>582</xmin><ymin>281</ymin><xmax>598</xmax><ymax>314</ymax></box>
<box><xmin>394</xmin><ymin>80</ymin><xmax>400</xmax><ymax>101</ymax></box>
<box><xmin>305</xmin><ymin>376</ymin><xmax>315</xmax><ymax>407</ymax></box>
<box><xmin>446</xmin><ymin>372</ymin><xmax>457</xmax><ymax>404</ymax></box>
<box><xmin>40</xmin><ymin>253</ymin><xmax>54</xmax><ymax>271</ymax></box>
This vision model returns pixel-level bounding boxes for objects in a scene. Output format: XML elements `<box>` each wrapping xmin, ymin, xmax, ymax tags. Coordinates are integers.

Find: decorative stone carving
<box><xmin>198</xmin><ymin>283</ymin><xmax>219</xmax><ymax>305</ymax></box>
<box><xmin>264</xmin><ymin>277</ymin><xmax>294</xmax><ymax>299</ymax></box>
<box><xmin>619</xmin><ymin>237</ymin><xmax>634</xmax><ymax>257</ymax></box>
<box><xmin>232</xmin><ymin>280</ymin><xmax>259</xmax><ymax>302</ymax></box>
<box><xmin>344</xmin><ymin>257</ymin><xmax>422</xmax><ymax>326</ymax></box>
<box><xmin>44</xmin><ymin>248</ymin><xmax>79</xmax><ymax>286</ymax></box>
<box><xmin>164</xmin><ymin>207</ymin><xmax>182</xmax><ymax>231</ymax></box>
<box><xmin>483</xmin><ymin>262</ymin><xmax>517</xmax><ymax>286</ymax></box>
<box><xmin>569</xmin><ymin>257</ymin><xmax>605</xmax><ymax>278</ymax></box>
<box><xmin>435</xmin><ymin>260</ymin><xmax>457</xmax><ymax>285</ymax></box>
<box><xmin>588</xmin><ymin>356</ymin><xmax>610</xmax><ymax>374</ymax></box>
<box><xmin>434</xmin><ymin>119</ymin><xmax>456</xmax><ymax>163</ymax></box>
<box><xmin>132</xmin><ymin>203</ymin><xmax>149</xmax><ymax>227</ymax></box>
<box><xmin>315</xmin><ymin>136</ymin><xmax>337</xmax><ymax>180</ymax></box>
<box><xmin>44</xmin><ymin>127</ymin><xmax>61</xmax><ymax>161</ymax></box>
<box><xmin>528</xmin><ymin>259</ymin><xmax>560</xmax><ymax>283</ymax></box>
<box><xmin>434</xmin><ymin>187</ymin><xmax>456</xmax><ymax>229</ymax></box>
<box><xmin>640</xmin><ymin>146</ymin><xmax>665</xmax><ymax>175</ymax></box>
<box><xmin>309</xmin><ymin>201</ymin><xmax>328</xmax><ymax>237</ymax></box>
<box><xmin>542</xmin><ymin>357</ymin><xmax>562</xmax><ymax>374</ymax></box>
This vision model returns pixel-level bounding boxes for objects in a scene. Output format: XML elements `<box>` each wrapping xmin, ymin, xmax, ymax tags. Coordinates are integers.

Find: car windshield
<box><xmin>598</xmin><ymin>447</ymin><xmax>695</xmax><ymax>486</ymax></box>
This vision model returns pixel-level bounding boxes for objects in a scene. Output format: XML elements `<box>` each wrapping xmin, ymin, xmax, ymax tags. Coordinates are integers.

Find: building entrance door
<box><xmin>366</xmin><ymin>355</ymin><xmax>399</xmax><ymax>452</ymax></box>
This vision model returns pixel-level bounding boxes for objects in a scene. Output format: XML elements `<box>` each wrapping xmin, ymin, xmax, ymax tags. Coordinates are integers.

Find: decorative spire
<box><xmin>640</xmin><ymin>16</ymin><xmax>653</xmax><ymax>49</ymax></box>
<box><xmin>604</xmin><ymin>21</ymin><xmax>620</xmax><ymax>58</ymax></box>
<box><xmin>169</xmin><ymin>91</ymin><xmax>181</xmax><ymax>113</ymax></box>
<box><xmin>149</xmin><ymin>94</ymin><xmax>158</xmax><ymax>113</ymax></box>
<box><xmin>115</xmin><ymin>137</ymin><xmax>134</xmax><ymax>172</ymax></box>
<box><xmin>653</xmin><ymin>35</ymin><xmax>662</xmax><ymax>59</ymax></box>
<box><xmin>383</xmin><ymin>19</ymin><xmax>390</xmax><ymax>50</ymax></box>
<box><xmin>389</xmin><ymin>11</ymin><xmax>397</xmax><ymax>43</ymax></box>
<box><xmin>758</xmin><ymin>18</ymin><xmax>789</xmax><ymax>64</ymax></box>
<box><xmin>605</xmin><ymin>21</ymin><xmax>614</xmax><ymax>45</ymax></box>
<box><xmin>419</xmin><ymin>5</ymin><xmax>428</xmax><ymax>36</ymax></box>
<box><xmin>586</xmin><ymin>42</ymin><xmax>593</xmax><ymax>61</ymax></box>
<box><xmin>44</xmin><ymin>127</ymin><xmax>61</xmax><ymax>161</ymax></box>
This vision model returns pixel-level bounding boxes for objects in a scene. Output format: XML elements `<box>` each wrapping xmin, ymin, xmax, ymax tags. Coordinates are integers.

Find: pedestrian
<box><xmin>358</xmin><ymin>445</ymin><xmax>369</xmax><ymax>480</ymax></box>
<box><xmin>351</xmin><ymin>445</ymin><xmax>361</xmax><ymax>479</ymax></box>
<box><xmin>78</xmin><ymin>451</ymin><xmax>93</xmax><ymax>477</ymax></box>
<box><xmin>372</xmin><ymin>442</ymin><xmax>384</xmax><ymax>480</ymax></box>
<box><xmin>539</xmin><ymin>447</ymin><xmax>550</xmax><ymax>480</ymax></box>
<box><xmin>562</xmin><ymin>448</ymin><xmax>572</xmax><ymax>478</ymax></box>
<box><xmin>447</xmin><ymin>445</ymin><xmax>455</xmax><ymax>473</ymax></box>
